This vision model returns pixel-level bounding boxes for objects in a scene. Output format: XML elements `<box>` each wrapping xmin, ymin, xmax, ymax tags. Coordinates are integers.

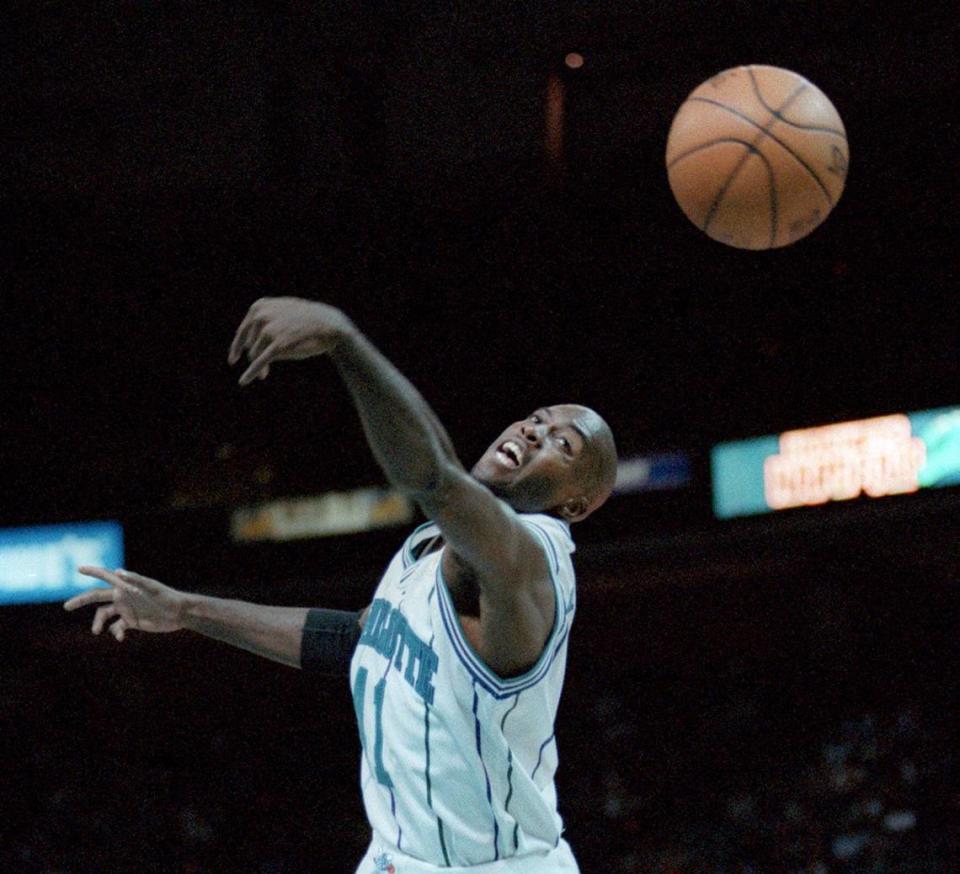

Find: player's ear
<box><xmin>558</xmin><ymin>496</ymin><xmax>588</xmax><ymax>522</ymax></box>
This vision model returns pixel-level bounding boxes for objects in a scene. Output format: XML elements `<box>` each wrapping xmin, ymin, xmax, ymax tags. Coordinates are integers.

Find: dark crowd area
<box><xmin>2</xmin><ymin>507</ymin><xmax>956</xmax><ymax>873</ymax></box>
<box><xmin>562</xmin><ymin>531</ymin><xmax>957</xmax><ymax>874</ymax></box>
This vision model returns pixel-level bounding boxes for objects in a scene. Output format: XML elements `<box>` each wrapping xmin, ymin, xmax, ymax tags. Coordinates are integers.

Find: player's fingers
<box><xmin>258</xmin><ymin>364</ymin><xmax>270</xmax><ymax>381</ymax></box>
<box><xmin>239</xmin><ymin>341</ymin><xmax>280</xmax><ymax>386</ymax></box>
<box><xmin>228</xmin><ymin>304</ymin><xmax>262</xmax><ymax>365</ymax></box>
<box><xmin>227</xmin><ymin>321</ymin><xmax>247</xmax><ymax>366</ymax></box>
<box><xmin>229</xmin><ymin>310</ymin><xmax>265</xmax><ymax>365</ymax></box>
<box><xmin>78</xmin><ymin>565</ymin><xmax>128</xmax><ymax>589</ymax></box>
<box><xmin>228</xmin><ymin>326</ymin><xmax>246</xmax><ymax>365</ymax></box>
<box><xmin>114</xmin><ymin>569</ymin><xmax>163</xmax><ymax>597</ymax></box>
<box><xmin>63</xmin><ymin>588</ymin><xmax>114</xmax><ymax>611</ymax></box>
<box><xmin>92</xmin><ymin>604</ymin><xmax>117</xmax><ymax>635</ymax></box>
<box><xmin>79</xmin><ymin>566</ymin><xmax>139</xmax><ymax>600</ymax></box>
<box><xmin>247</xmin><ymin>330</ymin><xmax>274</xmax><ymax>363</ymax></box>
<box><xmin>109</xmin><ymin>617</ymin><xmax>129</xmax><ymax>642</ymax></box>
<box><xmin>228</xmin><ymin>334</ymin><xmax>243</xmax><ymax>365</ymax></box>
<box><xmin>113</xmin><ymin>568</ymin><xmax>149</xmax><ymax>585</ymax></box>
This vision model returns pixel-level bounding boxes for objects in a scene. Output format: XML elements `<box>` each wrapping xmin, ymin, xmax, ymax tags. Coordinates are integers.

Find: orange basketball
<box><xmin>665</xmin><ymin>65</ymin><xmax>849</xmax><ymax>249</ymax></box>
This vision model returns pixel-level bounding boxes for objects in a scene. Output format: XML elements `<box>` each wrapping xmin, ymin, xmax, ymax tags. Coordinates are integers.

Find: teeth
<box><xmin>502</xmin><ymin>441</ymin><xmax>522</xmax><ymax>465</ymax></box>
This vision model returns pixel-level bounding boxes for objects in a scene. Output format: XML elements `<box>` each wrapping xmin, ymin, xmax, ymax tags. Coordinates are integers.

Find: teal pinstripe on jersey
<box><xmin>350</xmin><ymin>511</ymin><xmax>580</xmax><ymax>872</ymax></box>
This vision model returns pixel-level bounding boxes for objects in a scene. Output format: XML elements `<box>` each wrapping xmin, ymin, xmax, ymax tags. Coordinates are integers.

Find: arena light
<box><xmin>614</xmin><ymin>452</ymin><xmax>691</xmax><ymax>495</ymax></box>
<box><xmin>0</xmin><ymin>521</ymin><xmax>124</xmax><ymax>605</ymax></box>
<box><xmin>711</xmin><ymin>406</ymin><xmax>960</xmax><ymax>519</ymax></box>
<box><xmin>231</xmin><ymin>487</ymin><xmax>414</xmax><ymax>543</ymax></box>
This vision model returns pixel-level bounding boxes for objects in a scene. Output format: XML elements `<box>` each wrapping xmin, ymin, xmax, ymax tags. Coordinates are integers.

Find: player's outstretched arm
<box><xmin>228</xmin><ymin>297</ymin><xmax>458</xmax><ymax>481</ymax></box>
<box><xmin>229</xmin><ymin>298</ymin><xmax>553</xmax><ymax>676</ymax></box>
<box><xmin>64</xmin><ymin>566</ymin><xmax>361</xmax><ymax>672</ymax></box>
<box><xmin>332</xmin><ymin>336</ymin><xmax>554</xmax><ymax>675</ymax></box>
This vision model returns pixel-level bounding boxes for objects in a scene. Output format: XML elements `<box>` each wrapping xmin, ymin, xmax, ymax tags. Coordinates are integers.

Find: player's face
<box><xmin>471</xmin><ymin>405</ymin><xmax>598</xmax><ymax>517</ymax></box>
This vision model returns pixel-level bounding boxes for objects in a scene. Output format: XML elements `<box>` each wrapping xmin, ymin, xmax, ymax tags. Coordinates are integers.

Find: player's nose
<box><xmin>519</xmin><ymin>422</ymin><xmax>542</xmax><ymax>445</ymax></box>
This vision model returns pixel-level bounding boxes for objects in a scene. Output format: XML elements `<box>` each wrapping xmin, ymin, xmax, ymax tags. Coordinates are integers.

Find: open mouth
<box><xmin>495</xmin><ymin>440</ymin><xmax>523</xmax><ymax>469</ymax></box>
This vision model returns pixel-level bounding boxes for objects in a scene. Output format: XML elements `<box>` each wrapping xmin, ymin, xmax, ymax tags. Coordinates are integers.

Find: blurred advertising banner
<box><xmin>712</xmin><ymin>406</ymin><xmax>960</xmax><ymax>519</ymax></box>
<box><xmin>0</xmin><ymin>521</ymin><xmax>124</xmax><ymax>605</ymax></box>
<box><xmin>614</xmin><ymin>453</ymin><xmax>692</xmax><ymax>495</ymax></box>
<box><xmin>231</xmin><ymin>487</ymin><xmax>414</xmax><ymax>543</ymax></box>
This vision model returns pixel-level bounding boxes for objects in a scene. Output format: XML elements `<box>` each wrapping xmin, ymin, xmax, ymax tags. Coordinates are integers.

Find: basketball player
<box><xmin>66</xmin><ymin>297</ymin><xmax>617</xmax><ymax>873</ymax></box>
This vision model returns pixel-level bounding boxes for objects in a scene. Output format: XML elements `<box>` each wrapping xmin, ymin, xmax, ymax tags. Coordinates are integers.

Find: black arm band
<box><xmin>300</xmin><ymin>608</ymin><xmax>363</xmax><ymax>675</ymax></box>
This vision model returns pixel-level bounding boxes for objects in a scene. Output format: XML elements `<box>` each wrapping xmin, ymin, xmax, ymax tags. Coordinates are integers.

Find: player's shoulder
<box><xmin>397</xmin><ymin>509</ymin><xmax>574</xmax><ymax>570</ymax></box>
<box><xmin>518</xmin><ymin>511</ymin><xmax>575</xmax><ymax>556</ymax></box>
<box><xmin>519</xmin><ymin>512</ymin><xmax>577</xmax><ymax>619</ymax></box>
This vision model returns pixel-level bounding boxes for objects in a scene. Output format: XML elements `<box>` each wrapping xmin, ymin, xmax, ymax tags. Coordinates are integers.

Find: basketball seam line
<box><xmin>669</xmin><ymin>139</ymin><xmax>780</xmax><ymax>248</ymax></box>
<box><xmin>700</xmin><ymin>81</ymin><xmax>806</xmax><ymax>244</ymax></box>
<box><xmin>685</xmin><ymin>96</ymin><xmax>837</xmax><ymax>208</ymax></box>
<box><xmin>747</xmin><ymin>66</ymin><xmax>848</xmax><ymax>139</ymax></box>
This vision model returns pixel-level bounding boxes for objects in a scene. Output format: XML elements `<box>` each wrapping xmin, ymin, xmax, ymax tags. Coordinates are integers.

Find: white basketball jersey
<box><xmin>349</xmin><ymin>512</ymin><xmax>579</xmax><ymax>872</ymax></box>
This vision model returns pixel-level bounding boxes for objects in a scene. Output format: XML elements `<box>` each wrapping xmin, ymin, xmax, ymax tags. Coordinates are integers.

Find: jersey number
<box><xmin>352</xmin><ymin>667</ymin><xmax>394</xmax><ymax>788</ymax></box>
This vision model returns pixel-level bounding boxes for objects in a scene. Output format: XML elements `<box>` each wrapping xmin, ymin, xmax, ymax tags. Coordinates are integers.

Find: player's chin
<box><xmin>472</xmin><ymin>460</ymin><xmax>515</xmax><ymax>494</ymax></box>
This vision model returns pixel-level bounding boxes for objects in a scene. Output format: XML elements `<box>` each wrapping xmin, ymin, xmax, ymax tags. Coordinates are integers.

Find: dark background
<box><xmin>3</xmin><ymin>2</ymin><xmax>958</xmax><ymax>871</ymax></box>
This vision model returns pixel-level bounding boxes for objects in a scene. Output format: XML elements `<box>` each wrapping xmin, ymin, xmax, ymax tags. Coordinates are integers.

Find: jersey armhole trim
<box><xmin>402</xmin><ymin>521</ymin><xmax>439</xmax><ymax>569</ymax></box>
<box><xmin>434</xmin><ymin>523</ymin><xmax>570</xmax><ymax>700</ymax></box>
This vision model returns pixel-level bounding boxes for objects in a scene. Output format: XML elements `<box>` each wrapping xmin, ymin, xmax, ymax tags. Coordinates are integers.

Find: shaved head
<box><xmin>473</xmin><ymin>403</ymin><xmax>618</xmax><ymax>523</ymax></box>
<box><xmin>556</xmin><ymin>404</ymin><xmax>618</xmax><ymax>520</ymax></box>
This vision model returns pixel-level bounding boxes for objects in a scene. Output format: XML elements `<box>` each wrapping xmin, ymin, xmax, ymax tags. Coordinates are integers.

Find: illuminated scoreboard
<box><xmin>0</xmin><ymin>521</ymin><xmax>124</xmax><ymax>605</ymax></box>
<box><xmin>711</xmin><ymin>407</ymin><xmax>960</xmax><ymax>519</ymax></box>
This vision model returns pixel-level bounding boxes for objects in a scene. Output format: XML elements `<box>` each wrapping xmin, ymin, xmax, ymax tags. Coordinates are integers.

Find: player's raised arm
<box><xmin>228</xmin><ymin>300</ymin><xmax>534</xmax><ymax>580</ymax></box>
<box><xmin>229</xmin><ymin>298</ymin><xmax>617</xmax><ymax>676</ymax></box>
<box><xmin>332</xmin><ymin>335</ymin><xmax>561</xmax><ymax>676</ymax></box>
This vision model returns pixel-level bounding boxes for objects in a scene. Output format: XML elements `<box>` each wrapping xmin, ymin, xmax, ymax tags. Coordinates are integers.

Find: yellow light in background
<box><xmin>564</xmin><ymin>52</ymin><xmax>584</xmax><ymax>70</ymax></box>
<box><xmin>231</xmin><ymin>487</ymin><xmax>414</xmax><ymax>542</ymax></box>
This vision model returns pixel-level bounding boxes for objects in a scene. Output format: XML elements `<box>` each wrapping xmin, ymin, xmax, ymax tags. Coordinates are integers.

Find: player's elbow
<box><xmin>408</xmin><ymin>460</ymin><xmax>469</xmax><ymax>510</ymax></box>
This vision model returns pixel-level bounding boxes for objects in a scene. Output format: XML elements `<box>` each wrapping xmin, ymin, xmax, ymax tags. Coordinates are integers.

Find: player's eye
<box><xmin>530</xmin><ymin>414</ymin><xmax>541</xmax><ymax>424</ymax></box>
<box><xmin>559</xmin><ymin>437</ymin><xmax>571</xmax><ymax>452</ymax></box>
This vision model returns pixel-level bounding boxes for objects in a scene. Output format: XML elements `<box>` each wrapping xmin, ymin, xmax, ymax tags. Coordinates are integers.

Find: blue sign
<box><xmin>0</xmin><ymin>521</ymin><xmax>124</xmax><ymax>605</ymax></box>
<box><xmin>614</xmin><ymin>453</ymin><xmax>692</xmax><ymax>495</ymax></box>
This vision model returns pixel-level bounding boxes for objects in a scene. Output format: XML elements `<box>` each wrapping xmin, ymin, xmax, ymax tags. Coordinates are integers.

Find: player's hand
<box><xmin>63</xmin><ymin>567</ymin><xmax>186</xmax><ymax>641</ymax></box>
<box><xmin>227</xmin><ymin>297</ymin><xmax>354</xmax><ymax>386</ymax></box>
